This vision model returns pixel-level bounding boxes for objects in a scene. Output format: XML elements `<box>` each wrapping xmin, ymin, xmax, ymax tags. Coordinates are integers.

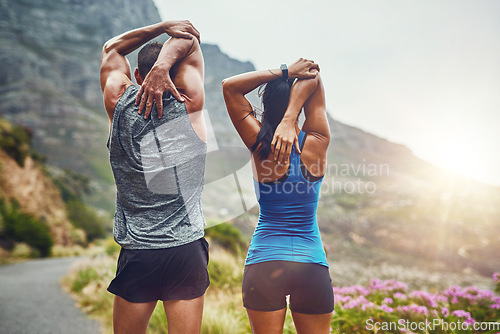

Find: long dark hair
<box><xmin>251</xmin><ymin>77</ymin><xmax>294</xmax><ymax>159</ymax></box>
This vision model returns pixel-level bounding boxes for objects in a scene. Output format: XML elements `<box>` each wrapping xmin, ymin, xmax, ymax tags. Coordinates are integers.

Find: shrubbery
<box><xmin>205</xmin><ymin>222</ymin><xmax>247</xmax><ymax>255</ymax></box>
<box><xmin>0</xmin><ymin>198</ymin><xmax>53</xmax><ymax>257</ymax></box>
<box><xmin>494</xmin><ymin>273</ymin><xmax>500</xmax><ymax>295</ymax></box>
<box><xmin>64</xmin><ymin>238</ymin><xmax>500</xmax><ymax>334</ymax></box>
<box><xmin>332</xmin><ymin>278</ymin><xmax>500</xmax><ymax>333</ymax></box>
<box><xmin>66</xmin><ymin>200</ymin><xmax>107</xmax><ymax>243</ymax></box>
<box><xmin>0</xmin><ymin>118</ymin><xmax>45</xmax><ymax>166</ymax></box>
<box><xmin>52</xmin><ymin>168</ymin><xmax>109</xmax><ymax>243</ymax></box>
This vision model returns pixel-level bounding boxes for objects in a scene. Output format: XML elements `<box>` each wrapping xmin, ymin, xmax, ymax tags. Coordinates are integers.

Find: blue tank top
<box><xmin>245</xmin><ymin>131</ymin><xmax>328</xmax><ymax>268</ymax></box>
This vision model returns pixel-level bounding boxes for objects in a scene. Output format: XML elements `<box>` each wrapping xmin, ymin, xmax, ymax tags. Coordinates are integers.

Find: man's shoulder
<box><xmin>103</xmin><ymin>73</ymin><xmax>135</xmax><ymax>119</ymax></box>
<box><xmin>114</xmin><ymin>84</ymin><xmax>138</xmax><ymax>114</ymax></box>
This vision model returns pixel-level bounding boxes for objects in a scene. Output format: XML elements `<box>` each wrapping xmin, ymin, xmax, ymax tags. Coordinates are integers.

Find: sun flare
<box><xmin>417</xmin><ymin>135</ymin><xmax>496</xmax><ymax>185</ymax></box>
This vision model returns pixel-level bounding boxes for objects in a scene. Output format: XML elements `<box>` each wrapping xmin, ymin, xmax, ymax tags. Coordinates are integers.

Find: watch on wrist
<box><xmin>280</xmin><ymin>64</ymin><xmax>288</xmax><ymax>79</ymax></box>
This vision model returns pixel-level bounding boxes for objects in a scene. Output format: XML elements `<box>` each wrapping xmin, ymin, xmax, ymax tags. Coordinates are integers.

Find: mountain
<box><xmin>0</xmin><ymin>0</ymin><xmax>499</xmax><ymax>288</ymax></box>
<box><xmin>0</xmin><ymin>0</ymin><xmax>161</xmax><ymax>179</ymax></box>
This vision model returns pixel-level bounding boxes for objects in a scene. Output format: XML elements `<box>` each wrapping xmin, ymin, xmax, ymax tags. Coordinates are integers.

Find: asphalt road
<box><xmin>0</xmin><ymin>257</ymin><xmax>102</xmax><ymax>334</ymax></box>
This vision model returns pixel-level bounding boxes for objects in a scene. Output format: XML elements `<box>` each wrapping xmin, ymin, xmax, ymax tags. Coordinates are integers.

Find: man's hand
<box><xmin>288</xmin><ymin>58</ymin><xmax>319</xmax><ymax>79</ymax></box>
<box><xmin>271</xmin><ymin>119</ymin><xmax>300</xmax><ymax>164</ymax></box>
<box><xmin>136</xmin><ymin>65</ymin><xmax>182</xmax><ymax>119</ymax></box>
<box><xmin>164</xmin><ymin>20</ymin><xmax>200</xmax><ymax>43</ymax></box>
<box><xmin>135</xmin><ymin>20</ymin><xmax>200</xmax><ymax>119</ymax></box>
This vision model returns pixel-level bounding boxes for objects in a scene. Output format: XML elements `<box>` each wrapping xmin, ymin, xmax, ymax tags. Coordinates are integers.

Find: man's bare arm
<box><xmin>100</xmin><ymin>20</ymin><xmax>199</xmax><ymax>120</ymax></box>
<box><xmin>135</xmin><ymin>37</ymin><xmax>198</xmax><ymax>119</ymax></box>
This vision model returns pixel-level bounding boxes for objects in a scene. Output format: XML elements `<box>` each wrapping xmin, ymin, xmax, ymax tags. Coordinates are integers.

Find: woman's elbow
<box><xmin>221</xmin><ymin>78</ymin><xmax>235</xmax><ymax>97</ymax></box>
<box><xmin>221</xmin><ymin>77</ymin><xmax>231</xmax><ymax>90</ymax></box>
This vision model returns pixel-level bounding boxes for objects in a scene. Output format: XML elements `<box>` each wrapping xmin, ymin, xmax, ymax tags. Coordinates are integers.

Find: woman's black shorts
<box><xmin>242</xmin><ymin>260</ymin><xmax>334</xmax><ymax>314</ymax></box>
<box><xmin>107</xmin><ymin>237</ymin><xmax>209</xmax><ymax>303</ymax></box>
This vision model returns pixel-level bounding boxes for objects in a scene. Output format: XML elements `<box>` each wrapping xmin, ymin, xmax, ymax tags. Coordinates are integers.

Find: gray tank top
<box><xmin>107</xmin><ymin>85</ymin><xmax>206</xmax><ymax>249</ymax></box>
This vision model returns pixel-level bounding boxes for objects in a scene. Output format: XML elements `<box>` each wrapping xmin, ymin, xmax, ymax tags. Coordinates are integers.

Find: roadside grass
<box><xmin>63</xmin><ymin>238</ymin><xmax>500</xmax><ymax>334</ymax></box>
<box><xmin>62</xmin><ymin>238</ymin><xmax>254</xmax><ymax>334</ymax></box>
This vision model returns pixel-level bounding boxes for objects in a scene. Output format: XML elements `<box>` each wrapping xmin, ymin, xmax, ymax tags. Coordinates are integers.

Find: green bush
<box><xmin>0</xmin><ymin>198</ymin><xmax>53</xmax><ymax>257</ymax></box>
<box><xmin>104</xmin><ymin>237</ymin><xmax>121</xmax><ymax>256</ymax></box>
<box><xmin>0</xmin><ymin>119</ymin><xmax>31</xmax><ymax>166</ymax></box>
<box><xmin>11</xmin><ymin>242</ymin><xmax>38</xmax><ymax>258</ymax></box>
<box><xmin>66</xmin><ymin>200</ymin><xmax>107</xmax><ymax>242</ymax></box>
<box><xmin>205</xmin><ymin>222</ymin><xmax>247</xmax><ymax>255</ymax></box>
<box><xmin>71</xmin><ymin>267</ymin><xmax>99</xmax><ymax>293</ymax></box>
<box><xmin>207</xmin><ymin>248</ymin><xmax>243</xmax><ymax>292</ymax></box>
<box><xmin>494</xmin><ymin>273</ymin><xmax>500</xmax><ymax>295</ymax></box>
<box><xmin>51</xmin><ymin>168</ymin><xmax>90</xmax><ymax>203</ymax></box>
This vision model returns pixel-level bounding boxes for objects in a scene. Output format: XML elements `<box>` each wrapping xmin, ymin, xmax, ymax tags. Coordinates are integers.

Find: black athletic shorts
<box><xmin>107</xmin><ymin>237</ymin><xmax>210</xmax><ymax>303</ymax></box>
<box><xmin>242</xmin><ymin>260</ymin><xmax>334</xmax><ymax>314</ymax></box>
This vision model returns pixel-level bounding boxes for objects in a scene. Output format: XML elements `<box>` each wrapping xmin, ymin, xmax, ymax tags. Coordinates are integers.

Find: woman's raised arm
<box><xmin>222</xmin><ymin>59</ymin><xmax>318</xmax><ymax>150</ymax></box>
<box><xmin>272</xmin><ymin>74</ymin><xmax>330</xmax><ymax>163</ymax></box>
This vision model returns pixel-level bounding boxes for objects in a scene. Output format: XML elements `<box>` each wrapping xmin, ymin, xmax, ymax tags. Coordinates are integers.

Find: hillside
<box><xmin>0</xmin><ymin>0</ymin><xmax>499</xmax><ymax>289</ymax></box>
<box><xmin>317</xmin><ymin>118</ymin><xmax>500</xmax><ymax>287</ymax></box>
<box><xmin>0</xmin><ymin>118</ymin><xmax>81</xmax><ymax>258</ymax></box>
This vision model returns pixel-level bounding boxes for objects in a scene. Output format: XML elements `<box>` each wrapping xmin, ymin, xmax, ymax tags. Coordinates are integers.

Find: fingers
<box><xmin>272</xmin><ymin>137</ymin><xmax>295</xmax><ymax>164</ymax></box>
<box><xmin>175</xmin><ymin>31</ymin><xmax>194</xmax><ymax>40</ymax></box>
<box><xmin>138</xmin><ymin>90</ymin><xmax>148</xmax><ymax>115</ymax></box>
<box><xmin>136</xmin><ymin>85</ymin><xmax>145</xmax><ymax>113</ymax></box>
<box><xmin>303</xmin><ymin>60</ymin><xmax>319</xmax><ymax>77</ymax></box>
<box><xmin>143</xmin><ymin>95</ymin><xmax>154</xmax><ymax>119</ymax></box>
<box><xmin>169</xmin><ymin>86</ymin><xmax>185</xmax><ymax>103</ymax></box>
<box><xmin>187</xmin><ymin>25</ymin><xmax>201</xmax><ymax>43</ymax></box>
<box><xmin>294</xmin><ymin>140</ymin><xmax>302</xmax><ymax>154</ymax></box>
<box><xmin>282</xmin><ymin>142</ymin><xmax>292</xmax><ymax>164</ymax></box>
<box><xmin>273</xmin><ymin>138</ymin><xmax>281</xmax><ymax>161</ymax></box>
<box><xmin>183</xmin><ymin>20</ymin><xmax>201</xmax><ymax>43</ymax></box>
<box><xmin>144</xmin><ymin>91</ymin><xmax>167</xmax><ymax>119</ymax></box>
<box><xmin>289</xmin><ymin>58</ymin><xmax>320</xmax><ymax>79</ymax></box>
<box><xmin>156</xmin><ymin>96</ymin><xmax>163</xmax><ymax>119</ymax></box>
<box><xmin>137</xmin><ymin>89</ymin><xmax>157</xmax><ymax>119</ymax></box>
<box><xmin>168</xmin><ymin>20</ymin><xmax>201</xmax><ymax>43</ymax></box>
<box><xmin>192</xmin><ymin>27</ymin><xmax>201</xmax><ymax>43</ymax></box>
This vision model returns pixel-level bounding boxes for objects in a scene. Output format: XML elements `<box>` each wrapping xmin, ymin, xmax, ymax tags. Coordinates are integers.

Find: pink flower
<box><xmin>396</xmin><ymin>304</ymin><xmax>428</xmax><ymax>316</ymax></box>
<box><xmin>361</xmin><ymin>302</ymin><xmax>375</xmax><ymax>311</ymax></box>
<box><xmin>441</xmin><ymin>307</ymin><xmax>449</xmax><ymax>317</ymax></box>
<box><xmin>493</xmin><ymin>273</ymin><xmax>500</xmax><ymax>282</ymax></box>
<box><xmin>452</xmin><ymin>310</ymin><xmax>471</xmax><ymax>318</ymax></box>
<box><xmin>394</xmin><ymin>292</ymin><xmax>407</xmax><ymax>300</ymax></box>
<box><xmin>383</xmin><ymin>297</ymin><xmax>393</xmax><ymax>304</ymax></box>
<box><xmin>379</xmin><ymin>304</ymin><xmax>394</xmax><ymax>313</ymax></box>
<box><xmin>342</xmin><ymin>296</ymin><xmax>369</xmax><ymax>310</ymax></box>
<box><xmin>415</xmin><ymin>305</ymin><xmax>428</xmax><ymax>315</ymax></box>
<box><xmin>451</xmin><ymin>310</ymin><xmax>475</xmax><ymax>324</ymax></box>
<box><xmin>491</xmin><ymin>304</ymin><xmax>500</xmax><ymax>309</ymax></box>
<box><xmin>409</xmin><ymin>290</ymin><xmax>439</xmax><ymax>307</ymax></box>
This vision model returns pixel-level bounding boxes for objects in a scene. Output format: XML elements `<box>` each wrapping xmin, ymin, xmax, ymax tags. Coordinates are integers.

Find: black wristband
<box><xmin>280</xmin><ymin>64</ymin><xmax>288</xmax><ymax>79</ymax></box>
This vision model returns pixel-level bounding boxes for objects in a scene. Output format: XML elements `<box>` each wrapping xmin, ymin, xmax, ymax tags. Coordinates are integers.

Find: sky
<box><xmin>153</xmin><ymin>0</ymin><xmax>500</xmax><ymax>186</ymax></box>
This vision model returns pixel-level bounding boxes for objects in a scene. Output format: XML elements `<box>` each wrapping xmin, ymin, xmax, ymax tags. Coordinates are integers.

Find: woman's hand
<box><xmin>271</xmin><ymin>119</ymin><xmax>300</xmax><ymax>164</ymax></box>
<box><xmin>288</xmin><ymin>58</ymin><xmax>320</xmax><ymax>79</ymax></box>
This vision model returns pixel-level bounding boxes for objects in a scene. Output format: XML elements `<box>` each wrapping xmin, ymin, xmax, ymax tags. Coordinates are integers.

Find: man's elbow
<box><xmin>101</xmin><ymin>37</ymin><xmax>119</xmax><ymax>58</ymax></box>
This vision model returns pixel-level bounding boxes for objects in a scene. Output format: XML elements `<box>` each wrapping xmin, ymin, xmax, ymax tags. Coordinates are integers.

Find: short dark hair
<box><xmin>137</xmin><ymin>42</ymin><xmax>162</xmax><ymax>78</ymax></box>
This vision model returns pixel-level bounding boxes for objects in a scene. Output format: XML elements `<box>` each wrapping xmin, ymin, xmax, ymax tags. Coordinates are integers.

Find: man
<box><xmin>100</xmin><ymin>20</ymin><xmax>208</xmax><ymax>334</ymax></box>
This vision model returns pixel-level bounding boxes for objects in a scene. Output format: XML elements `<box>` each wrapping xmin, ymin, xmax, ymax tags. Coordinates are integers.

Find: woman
<box><xmin>222</xmin><ymin>58</ymin><xmax>333</xmax><ymax>334</ymax></box>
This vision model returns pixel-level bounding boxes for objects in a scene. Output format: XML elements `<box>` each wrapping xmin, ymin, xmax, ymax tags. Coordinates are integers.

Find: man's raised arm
<box><xmin>135</xmin><ymin>36</ymin><xmax>201</xmax><ymax>119</ymax></box>
<box><xmin>100</xmin><ymin>20</ymin><xmax>199</xmax><ymax>120</ymax></box>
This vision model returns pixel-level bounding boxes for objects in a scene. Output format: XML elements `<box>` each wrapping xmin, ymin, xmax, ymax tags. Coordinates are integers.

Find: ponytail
<box><xmin>251</xmin><ymin>77</ymin><xmax>294</xmax><ymax>160</ymax></box>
